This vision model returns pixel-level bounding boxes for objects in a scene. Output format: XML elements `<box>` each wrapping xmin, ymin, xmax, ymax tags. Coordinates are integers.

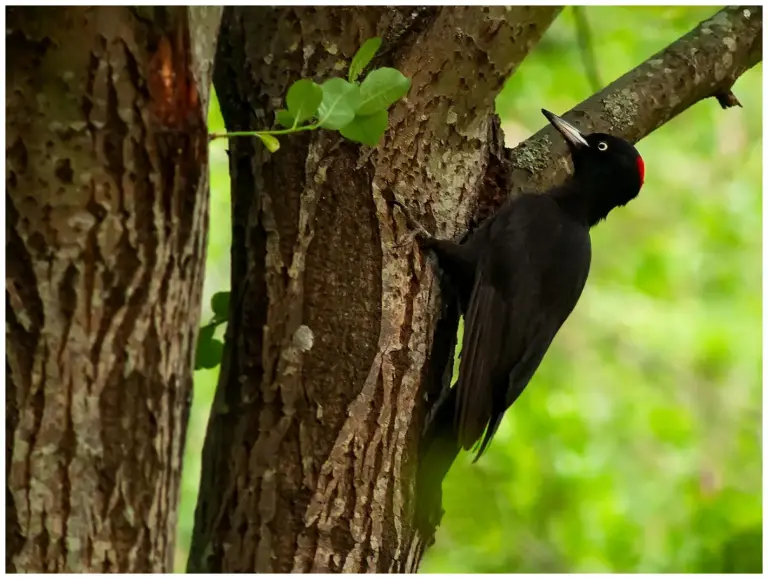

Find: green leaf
<box><xmin>195</xmin><ymin>336</ymin><xmax>224</xmax><ymax>370</ymax></box>
<box><xmin>286</xmin><ymin>79</ymin><xmax>323</xmax><ymax>124</ymax></box>
<box><xmin>210</xmin><ymin>291</ymin><xmax>230</xmax><ymax>320</ymax></box>
<box><xmin>275</xmin><ymin>109</ymin><xmax>295</xmax><ymax>128</ymax></box>
<box><xmin>356</xmin><ymin>68</ymin><xmax>411</xmax><ymax>116</ymax></box>
<box><xmin>258</xmin><ymin>134</ymin><xmax>280</xmax><ymax>153</ymax></box>
<box><xmin>195</xmin><ymin>324</ymin><xmax>223</xmax><ymax>370</ymax></box>
<box><xmin>198</xmin><ymin>323</ymin><xmax>215</xmax><ymax>343</ymax></box>
<box><xmin>339</xmin><ymin>110</ymin><xmax>389</xmax><ymax>147</ymax></box>
<box><xmin>317</xmin><ymin>78</ymin><xmax>361</xmax><ymax>130</ymax></box>
<box><xmin>348</xmin><ymin>37</ymin><xmax>382</xmax><ymax>83</ymax></box>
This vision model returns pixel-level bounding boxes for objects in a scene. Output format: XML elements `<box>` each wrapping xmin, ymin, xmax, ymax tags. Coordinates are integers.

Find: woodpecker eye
<box><xmin>597</xmin><ymin>141</ymin><xmax>608</xmax><ymax>151</ymax></box>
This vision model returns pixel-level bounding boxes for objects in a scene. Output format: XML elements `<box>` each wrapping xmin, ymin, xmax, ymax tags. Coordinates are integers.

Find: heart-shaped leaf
<box><xmin>317</xmin><ymin>78</ymin><xmax>361</xmax><ymax>130</ymax></box>
<box><xmin>286</xmin><ymin>79</ymin><xmax>323</xmax><ymax>124</ymax></box>
<box><xmin>348</xmin><ymin>37</ymin><xmax>382</xmax><ymax>84</ymax></box>
<box><xmin>339</xmin><ymin>110</ymin><xmax>389</xmax><ymax>147</ymax></box>
<box><xmin>356</xmin><ymin>68</ymin><xmax>411</xmax><ymax>116</ymax></box>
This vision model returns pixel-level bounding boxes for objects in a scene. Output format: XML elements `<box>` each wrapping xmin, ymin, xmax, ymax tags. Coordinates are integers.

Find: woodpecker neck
<box><xmin>550</xmin><ymin>179</ymin><xmax>613</xmax><ymax>228</ymax></box>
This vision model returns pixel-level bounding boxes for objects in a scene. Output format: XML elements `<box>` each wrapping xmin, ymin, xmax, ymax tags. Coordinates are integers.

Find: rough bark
<box><xmin>189</xmin><ymin>6</ymin><xmax>560</xmax><ymax>573</ymax></box>
<box><xmin>6</xmin><ymin>6</ymin><xmax>220</xmax><ymax>572</ymax></box>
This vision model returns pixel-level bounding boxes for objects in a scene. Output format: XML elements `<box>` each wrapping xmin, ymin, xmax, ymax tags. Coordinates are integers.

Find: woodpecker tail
<box><xmin>415</xmin><ymin>386</ymin><xmax>461</xmax><ymax>534</ymax></box>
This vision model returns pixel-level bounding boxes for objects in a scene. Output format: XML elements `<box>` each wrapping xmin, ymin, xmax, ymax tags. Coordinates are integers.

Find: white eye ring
<box><xmin>597</xmin><ymin>141</ymin><xmax>608</xmax><ymax>151</ymax></box>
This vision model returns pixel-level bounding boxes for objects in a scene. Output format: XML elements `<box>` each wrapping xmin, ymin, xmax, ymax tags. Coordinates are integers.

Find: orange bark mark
<box><xmin>147</xmin><ymin>29</ymin><xmax>200</xmax><ymax>128</ymax></box>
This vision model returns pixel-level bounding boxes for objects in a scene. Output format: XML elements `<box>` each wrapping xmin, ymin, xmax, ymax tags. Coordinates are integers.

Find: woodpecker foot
<box><xmin>392</xmin><ymin>229</ymin><xmax>423</xmax><ymax>250</ymax></box>
<box><xmin>390</xmin><ymin>199</ymin><xmax>433</xmax><ymax>249</ymax></box>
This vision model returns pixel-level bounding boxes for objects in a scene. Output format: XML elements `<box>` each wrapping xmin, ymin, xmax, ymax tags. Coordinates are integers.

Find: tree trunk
<box><xmin>6</xmin><ymin>7</ymin><xmax>220</xmax><ymax>572</ymax></box>
<box><xmin>189</xmin><ymin>5</ymin><xmax>760</xmax><ymax>574</ymax></box>
<box><xmin>189</xmin><ymin>6</ymin><xmax>560</xmax><ymax>572</ymax></box>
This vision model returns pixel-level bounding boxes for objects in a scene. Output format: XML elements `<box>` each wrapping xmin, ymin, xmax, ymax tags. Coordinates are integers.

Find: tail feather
<box><xmin>471</xmin><ymin>411</ymin><xmax>504</xmax><ymax>463</ymax></box>
<box><xmin>416</xmin><ymin>387</ymin><xmax>461</xmax><ymax>532</ymax></box>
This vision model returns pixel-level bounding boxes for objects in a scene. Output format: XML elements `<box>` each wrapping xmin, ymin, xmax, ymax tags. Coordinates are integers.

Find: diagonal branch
<box><xmin>503</xmin><ymin>5</ymin><xmax>762</xmax><ymax>200</ymax></box>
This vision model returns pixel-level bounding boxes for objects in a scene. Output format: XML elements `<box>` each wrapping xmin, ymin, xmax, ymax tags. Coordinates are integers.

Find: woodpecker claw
<box><xmin>390</xmin><ymin>199</ymin><xmax>432</xmax><ymax>249</ymax></box>
<box><xmin>392</xmin><ymin>229</ymin><xmax>420</xmax><ymax>250</ymax></box>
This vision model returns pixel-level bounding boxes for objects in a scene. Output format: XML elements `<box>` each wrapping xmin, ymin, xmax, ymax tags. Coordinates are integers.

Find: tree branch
<box><xmin>503</xmin><ymin>6</ymin><xmax>761</xmax><ymax>200</ymax></box>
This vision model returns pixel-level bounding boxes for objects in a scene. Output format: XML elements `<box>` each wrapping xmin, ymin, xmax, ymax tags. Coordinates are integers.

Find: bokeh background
<box><xmin>175</xmin><ymin>7</ymin><xmax>762</xmax><ymax>573</ymax></box>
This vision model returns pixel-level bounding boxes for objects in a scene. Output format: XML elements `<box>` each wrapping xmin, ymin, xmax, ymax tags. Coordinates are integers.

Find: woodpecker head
<box><xmin>542</xmin><ymin>109</ymin><xmax>644</xmax><ymax>222</ymax></box>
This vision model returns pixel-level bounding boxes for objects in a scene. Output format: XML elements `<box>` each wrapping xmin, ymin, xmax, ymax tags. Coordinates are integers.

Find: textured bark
<box><xmin>5</xmin><ymin>6</ymin><xmax>219</xmax><ymax>572</ymax></box>
<box><xmin>189</xmin><ymin>6</ymin><xmax>560</xmax><ymax>573</ymax></box>
<box><xmin>503</xmin><ymin>6</ymin><xmax>762</xmax><ymax>202</ymax></box>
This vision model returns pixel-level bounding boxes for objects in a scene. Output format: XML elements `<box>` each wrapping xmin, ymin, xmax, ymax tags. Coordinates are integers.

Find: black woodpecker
<box><xmin>410</xmin><ymin>109</ymin><xmax>645</xmax><ymax>524</ymax></box>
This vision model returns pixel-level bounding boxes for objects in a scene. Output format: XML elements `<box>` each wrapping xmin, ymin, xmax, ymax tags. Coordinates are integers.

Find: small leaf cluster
<box><xmin>211</xmin><ymin>38</ymin><xmax>411</xmax><ymax>150</ymax></box>
<box><xmin>195</xmin><ymin>291</ymin><xmax>230</xmax><ymax>370</ymax></box>
<box><xmin>274</xmin><ymin>37</ymin><xmax>409</xmax><ymax>147</ymax></box>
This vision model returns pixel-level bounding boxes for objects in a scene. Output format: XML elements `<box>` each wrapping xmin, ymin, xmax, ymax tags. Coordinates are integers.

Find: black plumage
<box><xmin>413</xmin><ymin>109</ymin><xmax>645</xmax><ymax>488</ymax></box>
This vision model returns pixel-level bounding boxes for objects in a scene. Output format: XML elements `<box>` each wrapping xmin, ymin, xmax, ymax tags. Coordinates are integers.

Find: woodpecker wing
<box><xmin>454</xmin><ymin>196</ymin><xmax>591</xmax><ymax>458</ymax></box>
<box><xmin>454</xmin><ymin>269</ymin><xmax>513</xmax><ymax>449</ymax></box>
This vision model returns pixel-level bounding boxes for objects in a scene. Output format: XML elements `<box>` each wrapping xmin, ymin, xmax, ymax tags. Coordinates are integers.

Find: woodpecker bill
<box><xmin>411</xmin><ymin>109</ymin><xmax>645</xmax><ymax>484</ymax></box>
<box><xmin>542</xmin><ymin>109</ymin><xmax>590</xmax><ymax>149</ymax></box>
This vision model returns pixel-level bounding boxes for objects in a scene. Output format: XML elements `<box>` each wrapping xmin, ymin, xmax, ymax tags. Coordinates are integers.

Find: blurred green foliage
<box><xmin>175</xmin><ymin>7</ymin><xmax>762</xmax><ymax>573</ymax></box>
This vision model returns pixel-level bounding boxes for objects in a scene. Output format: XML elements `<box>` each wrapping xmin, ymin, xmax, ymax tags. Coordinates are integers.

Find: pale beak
<box><xmin>541</xmin><ymin>109</ymin><xmax>590</xmax><ymax>149</ymax></box>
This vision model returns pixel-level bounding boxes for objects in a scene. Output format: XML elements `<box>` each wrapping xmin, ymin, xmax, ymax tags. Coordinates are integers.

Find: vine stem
<box><xmin>209</xmin><ymin>123</ymin><xmax>319</xmax><ymax>141</ymax></box>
